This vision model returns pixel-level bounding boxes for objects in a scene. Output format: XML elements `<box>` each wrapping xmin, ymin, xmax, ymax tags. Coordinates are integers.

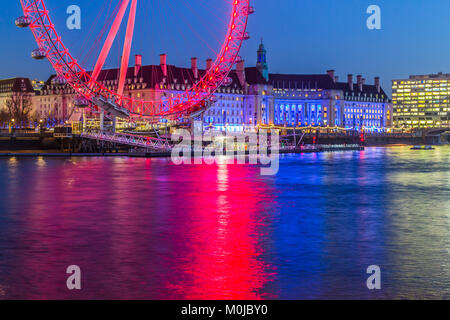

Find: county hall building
<box><xmin>253</xmin><ymin>42</ymin><xmax>391</xmax><ymax>130</ymax></box>
<box><xmin>7</xmin><ymin>43</ymin><xmax>392</xmax><ymax>131</ymax></box>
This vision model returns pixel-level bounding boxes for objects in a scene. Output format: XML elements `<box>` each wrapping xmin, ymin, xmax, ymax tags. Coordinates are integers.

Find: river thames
<box><xmin>0</xmin><ymin>146</ymin><xmax>449</xmax><ymax>299</ymax></box>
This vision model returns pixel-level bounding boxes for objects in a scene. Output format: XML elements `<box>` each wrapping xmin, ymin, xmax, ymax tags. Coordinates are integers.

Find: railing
<box><xmin>80</xmin><ymin>129</ymin><xmax>172</xmax><ymax>152</ymax></box>
<box><xmin>424</xmin><ymin>127</ymin><xmax>450</xmax><ymax>135</ymax></box>
<box><xmin>280</xmin><ymin>144</ymin><xmax>361</xmax><ymax>151</ymax></box>
<box><xmin>365</xmin><ymin>132</ymin><xmax>417</xmax><ymax>138</ymax></box>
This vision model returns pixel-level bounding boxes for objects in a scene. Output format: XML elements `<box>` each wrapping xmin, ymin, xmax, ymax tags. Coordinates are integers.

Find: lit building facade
<box><xmin>34</xmin><ymin>55</ymin><xmax>250</xmax><ymax>131</ymax></box>
<box><xmin>269</xmin><ymin>72</ymin><xmax>391</xmax><ymax>130</ymax></box>
<box><xmin>244</xmin><ymin>43</ymin><xmax>392</xmax><ymax>130</ymax></box>
<box><xmin>22</xmin><ymin>43</ymin><xmax>392</xmax><ymax>131</ymax></box>
<box><xmin>31</xmin><ymin>79</ymin><xmax>45</xmax><ymax>91</ymax></box>
<box><xmin>0</xmin><ymin>78</ymin><xmax>35</xmax><ymax>125</ymax></box>
<box><xmin>0</xmin><ymin>78</ymin><xmax>35</xmax><ymax>109</ymax></box>
<box><xmin>33</xmin><ymin>76</ymin><xmax>78</xmax><ymax>121</ymax></box>
<box><xmin>392</xmin><ymin>73</ymin><xmax>450</xmax><ymax>128</ymax></box>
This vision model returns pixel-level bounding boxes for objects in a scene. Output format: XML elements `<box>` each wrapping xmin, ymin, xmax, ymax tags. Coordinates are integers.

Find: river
<box><xmin>0</xmin><ymin>146</ymin><xmax>449</xmax><ymax>299</ymax></box>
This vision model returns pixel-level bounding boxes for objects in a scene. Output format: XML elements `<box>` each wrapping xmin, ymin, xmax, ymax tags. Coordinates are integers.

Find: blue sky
<box><xmin>2</xmin><ymin>0</ymin><xmax>450</xmax><ymax>94</ymax></box>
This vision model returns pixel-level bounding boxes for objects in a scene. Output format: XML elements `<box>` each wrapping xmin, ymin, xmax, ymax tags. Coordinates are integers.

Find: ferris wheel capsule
<box><xmin>209</xmin><ymin>96</ymin><xmax>219</xmax><ymax>104</ymax></box>
<box><xmin>223</xmin><ymin>77</ymin><xmax>233</xmax><ymax>86</ymax></box>
<box><xmin>31</xmin><ymin>48</ymin><xmax>46</xmax><ymax>60</ymax></box>
<box><xmin>15</xmin><ymin>16</ymin><xmax>32</xmax><ymax>28</ymax></box>
<box><xmin>239</xmin><ymin>32</ymin><xmax>251</xmax><ymax>41</ymax></box>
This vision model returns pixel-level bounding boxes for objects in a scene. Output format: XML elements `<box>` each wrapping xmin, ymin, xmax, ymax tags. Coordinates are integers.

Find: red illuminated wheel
<box><xmin>19</xmin><ymin>0</ymin><xmax>252</xmax><ymax>120</ymax></box>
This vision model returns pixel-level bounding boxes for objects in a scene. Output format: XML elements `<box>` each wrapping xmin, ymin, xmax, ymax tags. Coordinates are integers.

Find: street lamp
<box><xmin>9</xmin><ymin>119</ymin><xmax>15</xmax><ymax>134</ymax></box>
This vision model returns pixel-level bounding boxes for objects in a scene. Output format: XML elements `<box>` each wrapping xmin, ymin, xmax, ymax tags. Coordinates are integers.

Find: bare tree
<box><xmin>29</xmin><ymin>110</ymin><xmax>40</xmax><ymax>123</ymax></box>
<box><xmin>5</xmin><ymin>93</ymin><xmax>33</xmax><ymax>125</ymax></box>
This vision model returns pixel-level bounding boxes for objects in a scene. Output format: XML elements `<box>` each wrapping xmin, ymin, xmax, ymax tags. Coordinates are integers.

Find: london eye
<box><xmin>16</xmin><ymin>0</ymin><xmax>252</xmax><ymax>121</ymax></box>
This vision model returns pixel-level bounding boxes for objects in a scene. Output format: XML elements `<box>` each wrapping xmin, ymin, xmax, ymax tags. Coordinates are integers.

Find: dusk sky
<box><xmin>2</xmin><ymin>0</ymin><xmax>450</xmax><ymax>94</ymax></box>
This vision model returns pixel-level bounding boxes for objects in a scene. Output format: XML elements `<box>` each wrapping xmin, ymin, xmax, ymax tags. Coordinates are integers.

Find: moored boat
<box><xmin>411</xmin><ymin>145</ymin><xmax>435</xmax><ymax>150</ymax></box>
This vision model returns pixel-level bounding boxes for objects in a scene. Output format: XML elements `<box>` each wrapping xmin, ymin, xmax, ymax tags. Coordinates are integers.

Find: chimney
<box><xmin>374</xmin><ymin>77</ymin><xmax>381</xmax><ymax>93</ymax></box>
<box><xmin>160</xmin><ymin>54</ymin><xmax>167</xmax><ymax>77</ymax></box>
<box><xmin>191</xmin><ymin>57</ymin><xmax>198</xmax><ymax>79</ymax></box>
<box><xmin>362</xmin><ymin>78</ymin><xmax>366</xmax><ymax>86</ymax></box>
<box><xmin>347</xmin><ymin>74</ymin><xmax>354</xmax><ymax>91</ymax></box>
<box><xmin>357</xmin><ymin>75</ymin><xmax>363</xmax><ymax>91</ymax></box>
<box><xmin>206</xmin><ymin>58</ymin><xmax>213</xmax><ymax>71</ymax></box>
<box><xmin>134</xmin><ymin>54</ymin><xmax>142</xmax><ymax>77</ymax></box>
<box><xmin>335</xmin><ymin>76</ymin><xmax>339</xmax><ymax>83</ymax></box>
<box><xmin>236</xmin><ymin>59</ymin><xmax>245</xmax><ymax>86</ymax></box>
<box><xmin>327</xmin><ymin>70</ymin><xmax>335</xmax><ymax>81</ymax></box>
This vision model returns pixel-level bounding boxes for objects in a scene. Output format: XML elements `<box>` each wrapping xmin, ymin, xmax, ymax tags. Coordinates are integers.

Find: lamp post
<box><xmin>9</xmin><ymin>119</ymin><xmax>15</xmax><ymax>134</ymax></box>
<box><xmin>38</xmin><ymin>119</ymin><xmax>43</xmax><ymax>134</ymax></box>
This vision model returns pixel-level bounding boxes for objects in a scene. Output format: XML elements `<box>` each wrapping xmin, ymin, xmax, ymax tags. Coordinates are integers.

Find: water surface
<box><xmin>0</xmin><ymin>146</ymin><xmax>449</xmax><ymax>299</ymax></box>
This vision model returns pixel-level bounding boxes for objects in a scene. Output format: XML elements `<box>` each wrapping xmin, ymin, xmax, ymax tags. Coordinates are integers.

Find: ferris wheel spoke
<box><xmin>118</xmin><ymin>0</ymin><xmax>138</xmax><ymax>97</ymax></box>
<box><xmin>19</xmin><ymin>0</ymin><xmax>252</xmax><ymax>119</ymax></box>
<box><xmin>90</xmin><ymin>0</ymin><xmax>131</xmax><ymax>86</ymax></box>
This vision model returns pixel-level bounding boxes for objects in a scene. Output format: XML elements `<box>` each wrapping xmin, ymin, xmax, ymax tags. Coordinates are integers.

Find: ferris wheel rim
<box><xmin>19</xmin><ymin>0</ymin><xmax>251</xmax><ymax>119</ymax></box>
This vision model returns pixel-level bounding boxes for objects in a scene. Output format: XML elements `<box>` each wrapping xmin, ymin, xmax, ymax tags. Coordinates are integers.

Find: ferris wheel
<box><xmin>16</xmin><ymin>0</ymin><xmax>253</xmax><ymax>120</ymax></box>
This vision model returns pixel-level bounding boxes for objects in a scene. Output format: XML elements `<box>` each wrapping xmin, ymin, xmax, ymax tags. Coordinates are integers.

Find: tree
<box><xmin>5</xmin><ymin>93</ymin><xmax>33</xmax><ymax>125</ymax></box>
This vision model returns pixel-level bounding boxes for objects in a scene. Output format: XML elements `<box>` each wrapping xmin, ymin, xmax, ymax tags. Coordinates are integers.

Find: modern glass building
<box><xmin>392</xmin><ymin>73</ymin><xmax>450</xmax><ymax>128</ymax></box>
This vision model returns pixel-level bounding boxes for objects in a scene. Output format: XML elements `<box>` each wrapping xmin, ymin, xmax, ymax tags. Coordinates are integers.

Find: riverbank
<box><xmin>1</xmin><ymin>141</ymin><xmax>445</xmax><ymax>158</ymax></box>
<box><xmin>0</xmin><ymin>144</ymin><xmax>363</xmax><ymax>158</ymax></box>
<box><xmin>0</xmin><ymin>151</ymin><xmax>129</xmax><ymax>157</ymax></box>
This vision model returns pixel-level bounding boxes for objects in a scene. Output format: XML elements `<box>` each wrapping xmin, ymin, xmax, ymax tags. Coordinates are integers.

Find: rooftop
<box><xmin>0</xmin><ymin>77</ymin><xmax>35</xmax><ymax>94</ymax></box>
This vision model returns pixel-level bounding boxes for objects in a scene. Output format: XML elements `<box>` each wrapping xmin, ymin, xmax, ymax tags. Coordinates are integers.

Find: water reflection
<box><xmin>0</xmin><ymin>146</ymin><xmax>449</xmax><ymax>299</ymax></box>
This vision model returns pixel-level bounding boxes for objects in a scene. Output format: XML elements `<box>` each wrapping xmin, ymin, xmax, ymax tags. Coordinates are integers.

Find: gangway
<box><xmin>91</xmin><ymin>96</ymin><xmax>131</xmax><ymax>119</ymax></box>
<box><xmin>80</xmin><ymin>129</ymin><xmax>171</xmax><ymax>152</ymax></box>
